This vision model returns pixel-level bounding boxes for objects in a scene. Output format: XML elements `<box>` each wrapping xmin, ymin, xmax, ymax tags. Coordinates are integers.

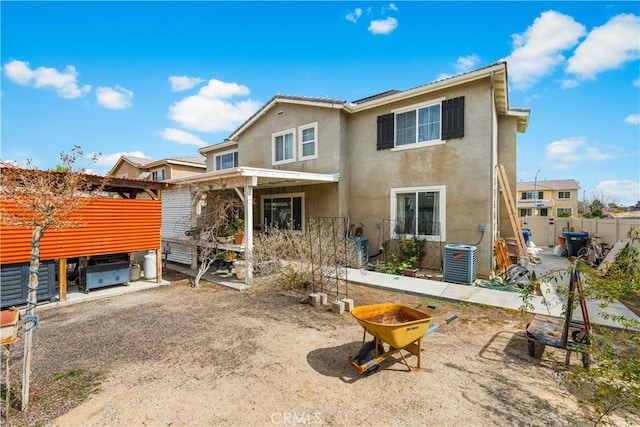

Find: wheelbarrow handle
<box><xmin>425</xmin><ymin>314</ymin><xmax>458</xmax><ymax>336</ymax></box>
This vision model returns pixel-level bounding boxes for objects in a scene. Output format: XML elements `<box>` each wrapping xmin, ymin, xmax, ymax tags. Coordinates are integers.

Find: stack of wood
<box><xmin>494</xmin><ymin>238</ymin><xmax>513</xmax><ymax>272</ymax></box>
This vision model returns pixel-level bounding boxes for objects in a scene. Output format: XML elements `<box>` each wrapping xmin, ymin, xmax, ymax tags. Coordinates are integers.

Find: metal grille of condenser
<box><xmin>443</xmin><ymin>244</ymin><xmax>477</xmax><ymax>284</ymax></box>
<box><xmin>349</xmin><ymin>237</ymin><xmax>369</xmax><ymax>267</ymax></box>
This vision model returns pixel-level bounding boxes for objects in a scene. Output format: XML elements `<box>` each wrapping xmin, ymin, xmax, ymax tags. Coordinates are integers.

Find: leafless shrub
<box><xmin>252</xmin><ymin>218</ymin><xmax>363</xmax><ymax>297</ymax></box>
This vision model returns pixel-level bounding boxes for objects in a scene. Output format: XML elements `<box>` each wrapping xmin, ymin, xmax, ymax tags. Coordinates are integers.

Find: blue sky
<box><xmin>2</xmin><ymin>1</ymin><xmax>639</xmax><ymax>206</ymax></box>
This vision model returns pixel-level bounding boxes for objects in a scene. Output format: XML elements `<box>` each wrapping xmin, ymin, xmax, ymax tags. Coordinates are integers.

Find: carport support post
<box><xmin>244</xmin><ymin>184</ymin><xmax>254</xmax><ymax>285</ymax></box>
<box><xmin>58</xmin><ymin>258</ymin><xmax>67</xmax><ymax>302</ymax></box>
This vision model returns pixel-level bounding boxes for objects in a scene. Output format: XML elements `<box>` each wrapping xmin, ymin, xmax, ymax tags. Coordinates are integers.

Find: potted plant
<box><xmin>216</xmin><ymin>223</ymin><xmax>233</xmax><ymax>244</ymax></box>
<box><xmin>233</xmin><ymin>218</ymin><xmax>245</xmax><ymax>245</ymax></box>
<box><xmin>234</xmin><ymin>259</ymin><xmax>246</xmax><ymax>280</ymax></box>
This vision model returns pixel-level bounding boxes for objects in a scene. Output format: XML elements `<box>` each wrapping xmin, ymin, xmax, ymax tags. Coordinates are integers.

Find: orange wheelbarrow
<box><xmin>348</xmin><ymin>303</ymin><xmax>457</xmax><ymax>375</ymax></box>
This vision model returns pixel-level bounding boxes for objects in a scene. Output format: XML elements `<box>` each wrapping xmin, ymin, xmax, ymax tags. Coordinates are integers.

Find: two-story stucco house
<box><xmin>169</xmin><ymin>61</ymin><xmax>529</xmax><ymax>280</ymax></box>
<box><xmin>517</xmin><ymin>179</ymin><xmax>580</xmax><ymax>217</ymax></box>
<box><xmin>109</xmin><ymin>155</ymin><xmax>206</xmax><ymax>181</ymax></box>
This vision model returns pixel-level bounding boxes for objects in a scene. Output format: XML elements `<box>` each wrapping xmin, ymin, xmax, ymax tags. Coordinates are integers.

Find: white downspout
<box><xmin>490</xmin><ymin>72</ymin><xmax>499</xmax><ymax>269</ymax></box>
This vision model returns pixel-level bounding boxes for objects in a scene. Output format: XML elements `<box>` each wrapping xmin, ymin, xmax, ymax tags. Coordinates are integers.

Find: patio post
<box><xmin>244</xmin><ymin>184</ymin><xmax>254</xmax><ymax>285</ymax></box>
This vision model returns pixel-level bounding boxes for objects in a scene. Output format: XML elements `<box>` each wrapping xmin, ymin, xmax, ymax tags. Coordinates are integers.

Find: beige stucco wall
<box><xmin>237</xmin><ymin>103</ymin><xmax>343</xmax><ymax>175</ymax></box>
<box><xmin>166</xmin><ymin>164</ymin><xmax>205</xmax><ymax>180</ymax></box>
<box><xmin>345</xmin><ymin>78</ymin><xmax>511</xmax><ymax>276</ymax></box>
<box><xmin>110</xmin><ymin>162</ymin><xmax>140</xmax><ymax>179</ymax></box>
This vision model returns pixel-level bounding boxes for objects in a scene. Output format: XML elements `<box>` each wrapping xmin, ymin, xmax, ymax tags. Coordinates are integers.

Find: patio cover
<box><xmin>167</xmin><ymin>167</ymin><xmax>340</xmax><ymax>285</ymax></box>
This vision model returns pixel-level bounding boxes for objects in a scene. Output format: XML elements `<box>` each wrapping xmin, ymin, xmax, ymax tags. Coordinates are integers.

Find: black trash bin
<box><xmin>562</xmin><ymin>231</ymin><xmax>589</xmax><ymax>257</ymax></box>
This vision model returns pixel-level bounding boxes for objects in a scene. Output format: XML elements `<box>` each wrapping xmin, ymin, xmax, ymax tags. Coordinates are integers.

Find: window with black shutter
<box><xmin>376</xmin><ymin>113</ymin><xmax>394</xmax><ymax>150</ymax></box>
<box><xmin>442</xmin><ymin>96</ymin><xmax>465</xmax><ymax>140</ymax></box>
<box><xmin>376</xmin><ymin>95</ymin><xmax>465</xmax><ymax>149</ymax></box>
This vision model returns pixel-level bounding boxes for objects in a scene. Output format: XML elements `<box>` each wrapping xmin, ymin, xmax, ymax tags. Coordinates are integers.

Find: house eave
<box><xmin>351</xmin><ymin>62</ymin><xmax>510</xmax><ymax>114</ymax></box>
<box><xmin>199</xmin><ymin>140</ymin><xmax>239</xmax><ymax>154</ymax></box>
<box><xmin>167</xmin><ymin>166</ymin><xmax>339</xmax><ymax>189</ymax></box>
<box><xmin>227</xmin><ymin>97</ymin><xmax>349</xmax><ymax>142</ymax></box>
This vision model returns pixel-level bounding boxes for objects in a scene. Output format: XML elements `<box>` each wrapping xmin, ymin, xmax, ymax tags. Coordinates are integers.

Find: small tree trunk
<box><xmin>21</xmin><ymin>225</ymin><xmax>43</xmax><ymax>411</ymax></box>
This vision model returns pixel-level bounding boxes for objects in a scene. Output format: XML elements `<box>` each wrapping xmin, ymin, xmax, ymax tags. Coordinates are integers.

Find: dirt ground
<box><xmin>2</xmin><ymin>271</ymin><xmax>623</xmax><ymax>426</ymax></box>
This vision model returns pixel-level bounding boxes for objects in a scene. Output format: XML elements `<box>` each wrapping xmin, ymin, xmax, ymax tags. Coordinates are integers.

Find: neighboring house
<box><xmin>109</xmin><ymin>155</ymin><xmax>206</xmax><ymax>181</ymax></box>
<box><xmin>517</xmin><ymin>179</ymin><xmax>580</xmax><ymax>217</ymax></box>
<box><xmin>170</xmin><ymin>61</ymin><xmax>529</xmax><ymax>279</ymax></box>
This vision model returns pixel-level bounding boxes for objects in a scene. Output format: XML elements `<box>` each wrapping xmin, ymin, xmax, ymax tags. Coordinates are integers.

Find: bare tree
<box><xmin>0</xmin><ymin>146</ymin><xmax>108</xmax><ymax>410</ymax></box>
<box><xmin>185</xmin><ymin>188</ymin><xmax>243</xmax><ymax>287</ymax></box>
<box><xmin>580</xmin><ymin>191</ymin><xmax>622</xmax><ymax>218</ymax></box>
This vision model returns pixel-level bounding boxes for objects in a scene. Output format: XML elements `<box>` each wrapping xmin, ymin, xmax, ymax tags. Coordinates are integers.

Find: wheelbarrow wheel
<box><xmin>582</xmin><ymin>351</ymin><xmax>590</xmax><ymax>369</ymax></box>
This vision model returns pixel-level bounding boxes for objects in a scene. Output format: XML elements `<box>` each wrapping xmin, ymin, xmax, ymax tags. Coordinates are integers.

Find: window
<box><xmin>557</xmin><ymin>208</ymin><xmax>572</xmax><ymax>217</ymax></box>
<box><xmin>558</xmin><ymin>191</ymin><xmax>571</xmax><ymax>199</ymax></box>
<box><xmin>396</xmin><ymin>103</ymin><xmax>441</xmax><ymax>146</ymax></box>
<box><xmin>215</xmin><ymin>150</ymin><xmax>238</xmax><ymax>171</ymax></box>
<box><xmin>272</xmin><ymin>129</ymin><xmax>295</xmax><ymax>165</ymax></box>
<box><xmin>377</xmin><ymin>96</ymin><xmax>464</xmax><ymax>150</ymax></box>
<box><xmin>539</xmin><ymin>208</ymin><xmax>548</xmax><ymax>217</ymax></box>
<box><xmin>298</xmin><ymin>122</ymin><xmax>318</xmax><ymax>160</ymax></box>
<box><xmin>151</xmin><ymin>169</ymin><xmax>165</xmax><ymax>181</ymax></box>
<box><xmin>391</xmin><ymin>186</ymin><xmax>445</xmax><ymax>241</ymax></box>
<box><xmin>262</xmin><ymin>193</ymin><xmax>304</xmax><ymax>231</ymax></box>
<box><xmin>520</xmin><ymin>208</ymin><xmax>532</xmax><ymax>217</ymax></box>
<box><xmin>521</xmin><ymin>191</ymin><xmax>543</xmax><ymax>200</ymax></box>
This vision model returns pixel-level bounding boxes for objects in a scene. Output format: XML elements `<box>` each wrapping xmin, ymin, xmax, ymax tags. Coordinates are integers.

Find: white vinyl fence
<box><xmin>519</xmin><ymin>216</ymin><xmax>640</xmax><ymax>249</ymax></box>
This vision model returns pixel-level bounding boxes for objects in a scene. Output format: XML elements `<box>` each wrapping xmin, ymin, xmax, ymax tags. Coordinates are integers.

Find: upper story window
<box><xmin>272</xmin><ymin>128</ymin><xmax>296</xmax><ymax>165</ymax></box>
<box><xmin>298</xmin><ymin>122</ymin><xmax>318</xmax><ymax>160</ymax></box>
<box><xmin>151</xmin><ymin>169</ymin><xmax>165</xmax><ymax>181</ymax></box>
<box><xmin>396</xmin><ymin>103</ymin><xmax>441</xmax><ymax>146</ymax></box>
<box><xmin>377</xmin><ymin>96</ymin><xmax>465</xmax><ymax>151</ymax></box>
<box><xmin>558</xmin><ymin>191</ymin><xmax>571</xmax><ymax>199</ymax></box>
<box><xmin>521</xmin><ymin>191</ymin><xmax>543</xmax><ymax>200</ymax></box>
<box><xmin>215</xmin><ymin>150</ymin><xmax>238</xmax><ymax>171</ymax></box>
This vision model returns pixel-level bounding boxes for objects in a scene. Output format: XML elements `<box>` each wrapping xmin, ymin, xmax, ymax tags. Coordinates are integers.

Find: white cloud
<box><xmin>435</xmin><ymin>55</ymin><xmax>481</xmax><ymax>81</ymax></box>
<box><xmin>624</xmin><ymin>113</ymin><xmax>640</xmax><ymax>125</ymax></box>
<box><xmin>3</xmin><ymin>59</ymin><xmax>91</xmax><ymax>98</ymax></box>
<box><xmin>169</xmin><ymin>78</ymin><xmax>261</xmax><ymax>133</ymax></box>
<box><xmin>92</xmin><ymin>151</ymin><xmax>151</xmax><ymax>167</ymax></box>
<box><xmin>96</xmin><ymin>85</ymin><xmax>133</xmax><ymax>110</ymax></box>
<box><xmin>504</xmin><ymin>11</ymin><xmax>586</xmax><ymax>91</ymax></box>
<box><xmin>634</xmin><ymin>78</ymin><xmax>640</xmax><ymax>87</ymax></box>
<box><xmin>595</xmin><ymin>180</ymin><xmax>640</xmax><ymax>206</ymax></box>
<box><xmin>560</xmin><ymin>79</ymin><xmax>580</xmax><ymax>89</ymax></box>
<box><xmin>160</xmin><ymin>128</ymin><xmax>208</xmax><ymax>147</ymax></box>
<box><xmin>346</xmin><ymin>8</ymin><xmax>362</xmax><ymax>23</ymax></box>
<box><xmin>382</xmin><ymin>3</ymin><xmax>398</xmax><ymax>13</ymax></box>
<box><xmin>454</xmin><ymin>55</ymin><xmax>481</xmax><ymax>73</ymax></box>
<box><xmin>545</xmin><ymin>137</ymin><xmax>614</xmax><ymax>170</ymax></box>
<box><xmin>168</xmin><ymin>75</ymin><xmax>204</xmax><ymax>92</ymax></box>
<box><xmin>199</xmin><ymin>79</ymin><xmax>250</xmax><ymax>99</ymax></box>
<box><xmin>567</xmin><ymin>14</ymin><xmax>640</xmax><ymax>80</ymax></box>
<box><xmin>3</xmin><ymin>60</ymin><xmax>34</xmax><ymax>84</ymax></box>
<box><xmin>368</xmin><ymin>17</ymin><xmax>398</xmax><ymax>35</ymax></box>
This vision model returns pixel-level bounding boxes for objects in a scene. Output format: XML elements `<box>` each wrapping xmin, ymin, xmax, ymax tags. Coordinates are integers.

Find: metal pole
<box><xmin>533</xmin><ymin>169</ymin><xmax>540</xmax><ymax>216</ymax></box>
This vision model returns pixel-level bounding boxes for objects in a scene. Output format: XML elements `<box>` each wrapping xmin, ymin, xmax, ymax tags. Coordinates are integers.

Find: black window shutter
<box><xmin>442</xmin><ymin>96</ymin><xmax>465</xmax><ymax>140</ymax></box>
<box><xmin>376</xmin><ymin>113</ymin><xmax>395</xmax><ymax>150</ymax></box>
